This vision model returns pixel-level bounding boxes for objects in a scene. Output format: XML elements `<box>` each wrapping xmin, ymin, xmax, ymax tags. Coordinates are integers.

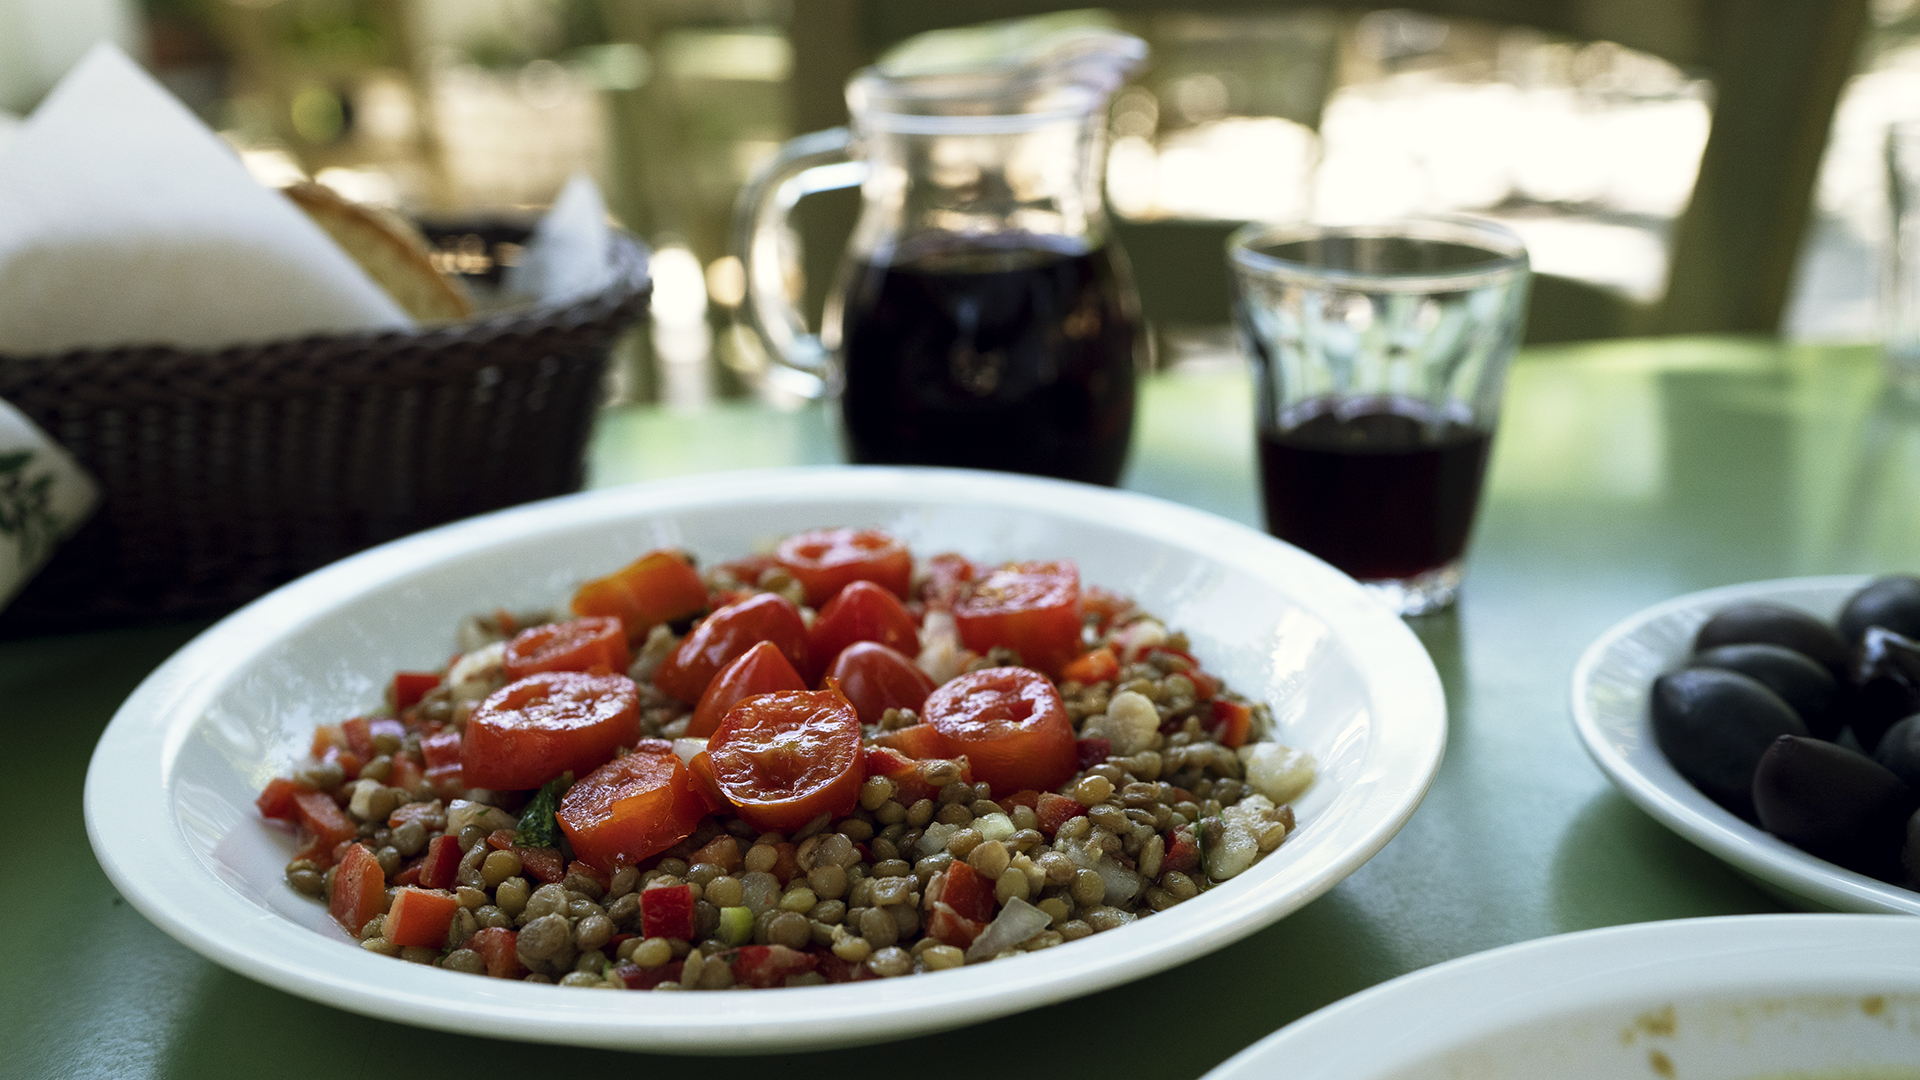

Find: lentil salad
<box><xmin>257</xmin><ymin>529</ymin><xmax>1318</xmax><ymax>990</ymax></box>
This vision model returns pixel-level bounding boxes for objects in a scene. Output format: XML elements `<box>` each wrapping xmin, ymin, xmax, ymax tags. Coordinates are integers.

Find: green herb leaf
<box><xmin>515</xmin><ymin>775</ymin><xmax>570</xmax><ymax>848</ymax></box>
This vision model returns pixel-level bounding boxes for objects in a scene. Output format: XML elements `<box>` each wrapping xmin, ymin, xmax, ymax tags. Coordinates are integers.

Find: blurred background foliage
<box><xmin>4</xmin><ymin>0</ymin><xmax>1916</xmax><ymax>404</ymax></box>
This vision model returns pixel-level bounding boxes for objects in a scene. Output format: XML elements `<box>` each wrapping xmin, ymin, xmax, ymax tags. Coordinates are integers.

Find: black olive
<box><xmin>1689</xmin><ymin>644</ymin><xmax>1841</xmax><ymax>739</ymax></box>
<box><xmin>1692</xmin><ymin>602</ymin><xmax>1849</xmax><ymax>675</ymax></box>
<box><xmin>1652</xmin><ymin>669</ymin><xmax>1808</xmax><ymax>820</ymax></box>
<box><xmin>1848</xmin><ymin>627</ymin><xmax>1920</xmax><ymax>752</ymax></box>
<box><xmin>1752</xmin><ymin>735</ymin><xmax>1913</xmax><ymax>878</ymax></box>
<box><xmin>1837</xmin><ymin>575</ymin><xmax>1920</xmax><ymax>646</ymax></box>
<box><xmin>1874</xmin><ymin>714</ymin><xmax>1920</xmax><ymax>788</ymax></box>
<box><xmin>1905</xmin><ymin>809</ymin><xmax>1920</xmax><ymax>889</ymax></box>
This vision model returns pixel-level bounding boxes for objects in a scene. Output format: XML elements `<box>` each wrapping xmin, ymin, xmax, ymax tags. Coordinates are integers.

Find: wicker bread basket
<box><xmin>0</xmin><ymin>221</ymin><xmax>651</xmax><ymax>633</ymax></box>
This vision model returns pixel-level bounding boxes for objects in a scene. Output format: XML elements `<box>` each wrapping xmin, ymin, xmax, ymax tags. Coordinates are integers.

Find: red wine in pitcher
<box><xmin>835</xmin><ymin>234</ymin><xmax>1140</xmax><ymax>486</ymax></box>
<box><xmin>1258</xmin><ymin>396</ymin><xmax>1493</xmax><ymax>582</ymax></box>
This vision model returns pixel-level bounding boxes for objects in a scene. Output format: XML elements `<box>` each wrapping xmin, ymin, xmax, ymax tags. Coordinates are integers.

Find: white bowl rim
<box><xmin>84</xmin><ymin>465</ymin><xmax>1448</xmax><ymax>1053</ymax></box>
<box><xmin>1568</xmin><ymin>574</ymin><xmax>1920</xmax><ymax>916</ymax></box>
<box><xmin>1204</xmin><ymin>913</ymin><xmax>1920</xmax><ymax>1079</ymax></box>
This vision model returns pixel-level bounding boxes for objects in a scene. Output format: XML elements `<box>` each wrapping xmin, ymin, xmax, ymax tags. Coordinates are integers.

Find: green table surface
<box><xmin>10</xmin><ymin>335</ymin><xmax>1917</xmax><ymax>1078</ymax></box>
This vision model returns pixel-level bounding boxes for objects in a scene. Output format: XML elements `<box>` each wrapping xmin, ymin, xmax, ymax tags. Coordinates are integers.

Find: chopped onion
<box><xmin>964</xmin><ymin>896</ymin><xmax>1052</xmax><ymax>961</ymax></box>
<box><xmin>918</xmin><ymin>822</ymin><xmax>959</xmax><ymax>858</ymax></box>
<box><xmin>1096</xmin><ymin>860</ymin><xmax>1143</xmax><ymax>905</ymax></box>
<box><xmin>670</xmin><ymin>738</ymin><xmax>707</xmax><ymax>765</ymax></box>
<box><xmin>447</xmin><ymin>798</ymin><xmax>514</xmax><ymax>836</ymax></box>
<box><xmin>974</xmin><ymin>812</ymin><xmax>1016</xmax><ymax>843</ymax></box>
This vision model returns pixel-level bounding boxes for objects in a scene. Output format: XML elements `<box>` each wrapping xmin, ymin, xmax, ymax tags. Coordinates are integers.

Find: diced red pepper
<box><xmin>612</xmin><ymin>959</ymin><xmax>684</xmax><ymax>989</ymax></box>
<box><xmin>468</xmin><ymin>927</ymin><xmax>525</xmax><ymax>979</ymax></box>
<box><xmin>385</xmin><ymin>887</ymin><xmax>460</xmax><ymax>948</ymax></box>
<box><xmin>1164</xmin><ymin>827</ymin><xmax>1200</xmax><ymax>873</ymax></box>
<box><xmin>862</xmin><ymin>745</ymin><xmax>942</xmax><ymax>805</ymax></box>
<box><xmin>1075</xmin><ymin>737</ymin><xmax>1111</xmax><ymax>770</ymax></box>
<box><xmin>310</xmin><ymin>724</ymin><xmax>343</xmax><ymax>758</ymax></box>
<box><xmin>1061</xmin><ymin>647</ymin><xmax>1120</xmax><ymax>685</ymax></box>
<box><xmin>292</xmin><ymin>790</ymin><xmax>356</xmax><ymax>852</ymax></box>
<box><xmin>929</xmin><ymin>859</ymin><xmax>996</xmax><ymax>924</ymax></box>
<box><xmin>421</xmin><ymin>729</ymin><xmax>463</xmax><ymax>795</ymax></box>
<box><xmin>255</xmin><ymin>777</ymin><xmax>309</xmax><ymax>821</ymax></box>
<box><xmin>641</xmin><ymin>883</ymin><xmax>696</xmax><ymax>940</ymax></box>
<box><xmin>387</xmin><ymin>754</ymin><xmax>426</xmax><ymax>795</ymax></box>
<box><xmin>1036</xmin><ymin>791</ymin><xmax>1086</xmax><ymax>836</ymax></box>
<box><xmin>815</xmin><ymin>953</ymin><xmax>877</xmax><ymax>983</ymax></box>
<box><xmin>341</xmin><ymin>716</ymin><xmax>376</xmax><ymax>760</ymax></box>
<box><xmin>730</xmin><ymin>944</ymin><xmax>819</xmax><ymax>988</ymax></box>
<box><xmin>394</xmin><ymin>860</ymin><xmax>423</xmax><ymax>887</ymax></box>
<box><xmin>485</xmin><ymin>830</ymin><xmax>566</xmax><ymax>883</ymax></box>
<box><xmin>417</xmin><ymin>834</ymin><xmax>464</xmax><ymax>890</ymax></box>
<box><xmin>998</xmin><ymin>789</ymin><xmax>1040</xmax><ymax>814</ymax></box>
<box><xmin>393</xmin><ymin>671</ymin><xmax>442</xmax><ymax>711</ymax></box>
<box><xmin>421</xmin><ymin>729</ymin><xmax>461</xmax><ymax>771</ymax></box>
<box><xmin>1210</xmin><ymin>699</ymin><xmax>1253</xmax><ymax>749</ymax></box>
<box><xmin>387</xmin><ymin>799</ymin><xmax>441</xmax><ymax>830</ymax></box>
<box><xmin>328</xmin><ymin>843</ymin><xmax>387</xmax><ymax>935</ymax></box>
<box><xmin>320</xmin><ymin>745</ymin><xmax>365</xmax><ymax>781</ymax></box>
<box><xmin>925</xmin><ymin>903</ymin><xmax>986</xmax><ymax>949</ymax></box>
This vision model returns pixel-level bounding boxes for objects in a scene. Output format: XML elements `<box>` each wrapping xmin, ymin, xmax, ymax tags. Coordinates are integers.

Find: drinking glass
<box><xmin>1228</xmin><ymin>218</ymin><xmax>1530</xmax><ymax>615</ymax></box>
<box><xmin>1885</xmin><ymin>122</ymin><xmax>1920</xmax><ymax>402</ymax></box>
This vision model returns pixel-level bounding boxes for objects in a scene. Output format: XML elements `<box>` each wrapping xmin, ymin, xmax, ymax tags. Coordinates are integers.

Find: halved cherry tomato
<box><xmin>461</xmin><ymin>672</ymin><xmax>640</xmax><ymax>791</ymax></box>
<box><xmin>810</xmin><ymin>581</ymin><xmax>920</xmax><ymax>665</ymax></box>
<box><xmin>774</xmin><ymin>528</ymin><xmax>912</xmax><ymax>606</ymax></box>
<box><xmin>827</xmin><ymin>641</ymin><xmax>936</xmax><ymax>726</ymax></box>
<box><xmin>921</xmin><ymin>552</ymin><xmax>978</xmax><ymax>611</ymax></box>
<box><xmin>687</xmin><ymin>751</ymin><xmax>728</xmax><ymax>814</ymax></box>
<box><xmin>688</xmin><ymin>640</ymin><xmax>806</xmax><ymax>738</ymax></box>
<box><xmin>503</xmin><ymin>616</ymin><xmax>631</xmax><ymax>681</ymax></box>
<box><xmin>571</xmin><ymin>549</ymin><xmax>708</xmax><ymax>639</ymax></box>
<box><xmin>558</xmin><ymin>741</ymin><xmax>710</xmax><ymax>872</ymax></box>
<box><xmin>707</xmin><ymin>688</ymin><xmax>864</xmax><ymax>831</ymax></box>
<box><xmin>328</xmin><ymin>842</ymin><xmax>386</xmax><ymax>934</ymax></box>
<box><xmin>384</xmin><ymin>887</ymin><xmax>459</xmax><ymax>948</ymax></box>
<box><xmin>1060</xmin><ymin>647</ymin><xmax>1120</xmax><ymax>685</ymax></box>
<box><xmin>953</xmin><ymin>561</ymin><xmax>1083</xmax><ymax>675</ymax></box>
<box><xmin>655</xmin><ymin>593</ymin><xmax>810</xmax><ymax>702</ymax></box>
<box><xmin>922</xmin><ymin>666</ymin><xmax>1076</xmax><ymax>794</ymax></box>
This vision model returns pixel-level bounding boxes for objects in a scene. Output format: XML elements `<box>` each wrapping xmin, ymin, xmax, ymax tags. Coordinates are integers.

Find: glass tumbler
<box><xmin>1885</xmin><ymin>122</ymin><xmax>1920</xmax><ymax>402</ymax></box>
<box><xmin>1228</xmin><ymin>218</ymin><xmax>1530</xmax><ymax>615</ymax></box>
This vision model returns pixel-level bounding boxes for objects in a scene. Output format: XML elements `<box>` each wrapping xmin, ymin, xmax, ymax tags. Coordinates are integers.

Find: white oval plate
<box><xmin>85</xmin><ymin>467</ymin><xmax>1446</xmax><ymax>1054</ymax></box>
<box><xmin>1570</xmin><ymin>575</ymin><xmax>1920</xmax><ymax>915</ymax></box>
<box><xmin>1206</xmin><ymin>914</ymin><xmax>1920</xmax><ymax>1079</ymax></box>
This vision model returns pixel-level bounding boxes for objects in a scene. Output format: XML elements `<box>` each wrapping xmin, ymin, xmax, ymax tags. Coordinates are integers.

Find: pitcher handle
<box><xmin>733</xmin><ymin>127</ymin><xmax>864</xmax><ymax>399</ymax></box>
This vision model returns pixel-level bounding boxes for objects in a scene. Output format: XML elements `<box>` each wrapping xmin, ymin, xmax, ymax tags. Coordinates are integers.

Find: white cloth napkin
<box><xmin>500</xmin><ymin>172</ymin><xmax>616</xmax><ymax>307</ymax></box>
<box><xmin>0</xmin><ymin>44</ymin><xmax>412</xmax><ymax>355</ymax></box>
<box><xmin>0</xmin><ymin>400</ymin><xmax>98</xmax><ymax>609</ymax></box>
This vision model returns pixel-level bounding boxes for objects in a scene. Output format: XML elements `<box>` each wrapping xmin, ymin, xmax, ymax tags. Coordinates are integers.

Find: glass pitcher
<box><xmin>734</xmin><ymin>30</ymin><xmax>1148</xmax><ymax>486</ymax></box>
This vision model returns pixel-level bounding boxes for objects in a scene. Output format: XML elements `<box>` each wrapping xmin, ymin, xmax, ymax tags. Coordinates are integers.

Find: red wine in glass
<box><xmin>835</xmin><ymin>233</ymin><xmax>1140</xmax><ymax>486</ymax></box>
<box><xmin>1257</xmin><ymin>395</ymin><xmax>1493</xmax><ymax>582</ymax></box>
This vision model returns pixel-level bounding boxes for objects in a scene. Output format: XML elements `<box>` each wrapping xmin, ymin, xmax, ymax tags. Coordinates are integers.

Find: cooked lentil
<box><xmin>260</xmin><ymin>540</ymin><xmax>1317</xmax><ymax>990</ymax></box>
